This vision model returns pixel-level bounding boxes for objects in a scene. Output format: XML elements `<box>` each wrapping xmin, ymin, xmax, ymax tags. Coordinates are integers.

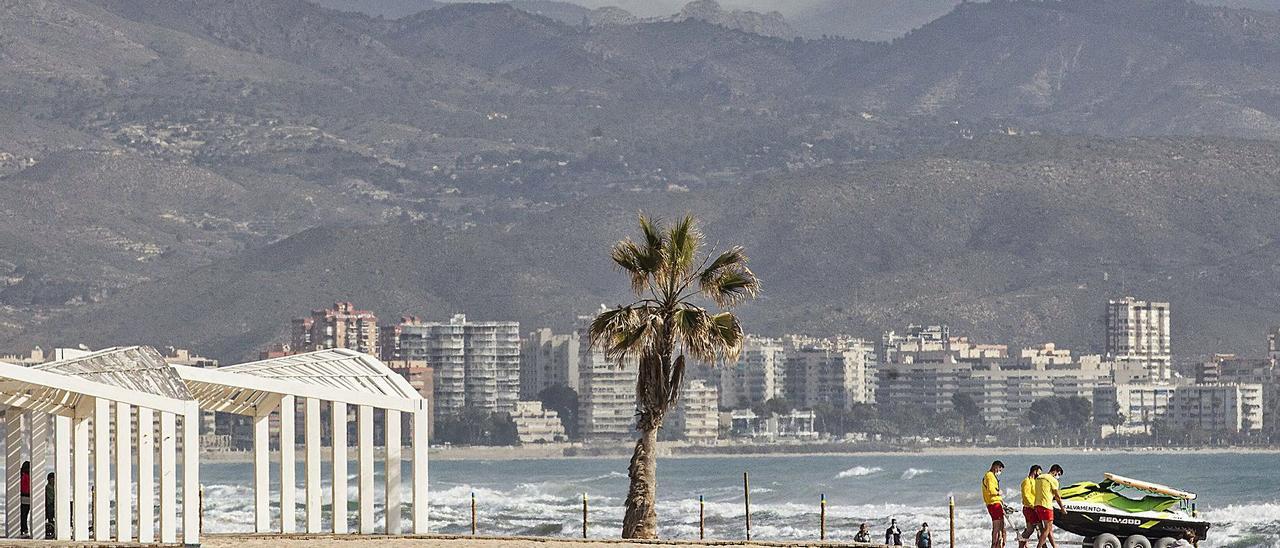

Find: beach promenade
<box><xmin>200</xmin><ymin>533</ymin><xmax>896</xmax><ymax>548</ymax></box>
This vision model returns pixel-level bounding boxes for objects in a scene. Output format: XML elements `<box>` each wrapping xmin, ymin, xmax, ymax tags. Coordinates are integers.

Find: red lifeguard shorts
<box><xmin>987</xmin><ymin>503</ymin><xmax>1005</xmax><ymax>520</ymax></box>
<box><xmin>1022</xmin><ymin>507</ymin><xmax>1040</xmax><ymax>525</ymax></box>
<box><xmin>1035</xmin><ymin>506</ymin><xmax>1054</xmax><ymax>522</ymax></box>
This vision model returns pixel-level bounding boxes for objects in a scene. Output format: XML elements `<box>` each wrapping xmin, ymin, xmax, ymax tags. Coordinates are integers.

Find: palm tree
<box><xmin>589</xmin><ymin>213</ymin><xmax>760</xmax><ymax>538</ymax></box>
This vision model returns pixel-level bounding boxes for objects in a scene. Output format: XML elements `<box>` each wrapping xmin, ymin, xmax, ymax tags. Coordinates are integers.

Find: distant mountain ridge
<box><xmin>2</xmin><ymin>0</ymin><xmax>1280</xmax><ymax>361</ymax></box>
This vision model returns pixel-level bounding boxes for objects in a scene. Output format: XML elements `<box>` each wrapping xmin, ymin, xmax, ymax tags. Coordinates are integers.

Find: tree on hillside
<box><xmin>589</xmin><ymin>213</ymin><xmax>760</xmax><ymax>538</ymax></box>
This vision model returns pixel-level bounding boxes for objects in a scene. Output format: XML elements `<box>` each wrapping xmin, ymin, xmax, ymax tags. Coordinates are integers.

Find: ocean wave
<box><xmin>838</xmin><ymin>466</ymin><xmax>884</xmax><ymax>478</ymax></box>
<box><xmin>901</xmin><ymin>468</ymin><xmax>932</xmax><ymax>480</ymax></box>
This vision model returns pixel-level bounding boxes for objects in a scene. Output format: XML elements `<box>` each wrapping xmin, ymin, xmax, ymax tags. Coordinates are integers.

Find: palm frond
<box><xmin>588</xmin><ymin>305</ymin><xmax>662</xmax><ymax>364</ymax></box>
<box><xmin>709</xmin><ymin>312</ymin><xmax>745</xmax><ymax>362</ymax></box>
<box><xmin>611</xmin><ymin>239</ymin><xmax>660</xmax><ymax>295</ymax></box>
<box><xmin>665</xmin><ymin>214</ymin><xmax>701</xmax><ymax>276</ymax></box>
<box><xmin>700</xmin><ymin>267</ymin><xmax>761</xmax><ymax>308</ymax></box>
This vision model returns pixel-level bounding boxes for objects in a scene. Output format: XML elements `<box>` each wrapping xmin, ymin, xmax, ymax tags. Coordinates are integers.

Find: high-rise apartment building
<box><xmin>971</xmin><ymin>345</ymin><xmax>1115</xmax><ymax>427</ymax></box>
<box><xmin>1093</xmin><ymin>383</ymin><xmax>1177</xmax><ymax>435</ymax></box>
<box><xmin>291</xmin><ymin>302</ymin><xmax>379</xmax><ymax>355</ymax></box>
<box><xmin>783</xmin><ymin>336</ymin><xmax>876</xmax><ymax>410</ymax></box>
<box><xmin>1105</xmin><ymin>297</ymin><xmax>1172</xmax><ymax>380</ymax></box>
<box><xmin>519</xmin><ymin>328</ymin><xmax>580</xmax><ymax>398</ymax></box>
<box><xmin>877</xmin><ymin>325</ymin><xmax>1007</xmax><ymax>413</ymax></box>
<box><xmin>1167</xmin><ymin>383</ymin><xmax>1264</xmax><ymax>433</ymax></box>
<box><xmin>1199</xmin><ymin>353</ymin><xmax>1278</xmax><ymax>434</ymax></box>
<box><xmin>576</xmin><ymin>313</ymin><xmax>638</xmax><ymax>442</ymax></box>
<box><xmin>668</xmin><ymin>379</ymin><xmax>719</xmax><ymax>444</ymax></box>
<box><xmin>718</xmin><ymin>337</ymin><xmax>786</xmax><ymax>409</ymax></box>
<box><xmin>395</xmin><ymin>314</ymin><xmax>520</xmax><ymax>417</ymax></box>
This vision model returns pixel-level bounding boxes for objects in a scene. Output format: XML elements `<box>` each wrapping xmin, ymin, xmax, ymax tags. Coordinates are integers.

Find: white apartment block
<box><xmin>1093</xmin><ymin>383</ymin><xmax>1177</xmax><ymax>435</ymax></box>
<box><xmin>577</xmin><ymin>317</ymin><xmax>638</xmax><ymax>442</ymax></box>
<box><xmin>510</xmin><ymin>400</ymin><xmax>567</xmax><ymax>443</ymax></box>
<box><xmin>784</xmin><ymin>337</ymin><xmax>876</xmax><ymax>410</ymax></box>
<box><xmin>1199</xmin><ymin>354</ymin><xmax>1277</xmax><ymax>434</ymax></box>
<box><xmin>718</xmin><ymin>337</ymin><xmax>786</xmax><ymax>409</ymax></box>
<box><xmin>1105</xmin><ymin>297</ymin><xmax>1172</xmax><ymax>381</ymax></box>
<box><xmin>519</xmin><ymin>328</ymin><xmax>580</xmax><ymax>398</ymax></box>
<box><xmin>972</xmin><ymin>347</ymin><xmax>1115</xmax><ymax>427</ymax></box>
<box><xmin>876</xmin><ymin>326</ymin><xmax>1007</xmax><ymax>413</ymax></box>
<box><xmin>669</xmin><ymin>379</ymin><xmax>719</xmax><ymax>444</ymax></box>
<box><xmin>1166</xmin><ymin>383</ymin><xmax>1264</xmax><ymax>433</ymax></box>
<box><xmin>398</xmin><ymin>314</ymin><xmax>520</xmax><ymax>417</ymax></box>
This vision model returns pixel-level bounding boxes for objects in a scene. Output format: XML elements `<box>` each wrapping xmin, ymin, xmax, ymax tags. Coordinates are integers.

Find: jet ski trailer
<box><xmin>1056</xmin><ymin>473</ymin><xmax>1210</xmax><ymax>548</ymax></box>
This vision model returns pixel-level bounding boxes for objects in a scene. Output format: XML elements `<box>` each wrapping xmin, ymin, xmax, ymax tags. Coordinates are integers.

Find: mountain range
<box><xmin>3</xmin><ymin>0</ymin><xmax>1280</xmax><ymax>362</ymax></box>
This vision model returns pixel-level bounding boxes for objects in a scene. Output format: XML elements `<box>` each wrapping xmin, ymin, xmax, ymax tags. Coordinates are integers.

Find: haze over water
<box><xmin>198</xmin><ymin>452</ymin><xmax>1280</xmax><ymax>547</ymax></box>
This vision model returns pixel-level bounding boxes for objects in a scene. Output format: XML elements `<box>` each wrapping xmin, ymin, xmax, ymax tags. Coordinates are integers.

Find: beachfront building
<box><xmin>1199</xmin><ymin>353</ymin><xmax>1279</xmax><ymax>434</ymax></box>
<box><xmin>394</xmin><ymin>314</ymin><xmax>520</xmax><ymax>417</ymax></box>
<box><xmin>783</xmin><ymin>336</ymin><xmax>876</xmax><ymax>410</ymax></box>
<box><xmin>718</xmin><ymin>336</ymin><xmax>786</xmax><ymax>409</ymax></box>
<box><xmin>576</xmin><ymin>313</ymin><xmax>638</xmax><ymax>442</ymax></box>
<box><xmin>519</xmin><ymin>328</ymin><xmax>580</xmax><ymax>398</ymax></box>
<box><xmin>175</xmin><ymin>348</ymin><xmax>429</xmax><ymax>536</ymax></box>
<box><xmin>725</xmin><ymin>409</ymin><xmax>818</xmax><ymax>440</ymax></box>
<box><xmin>667</xmin><ymin>380</ymin><xmax>719</xmax><ymax>444</ymax></box>
<box><xmin>1093</xmin><ymin>383</ymin><xmax>1177</xmax><ymax>435</ymax></box>
<box><xmin>1165</xmin><ymin>383</ymin><xmax>1264</xmax><ymax>433</ymax></box>
<box><xmin>291</xmin><ymin>302</ymin><xmax>380</xmax><ymax>355</ymax></box>
<box><xmin>970</xmin><ymin>345</ymin><xmax>1115</xmax><ymax>427</ymax></box>
<box><xmin>510</xmin><ymin>400</ymin><xmax>566</xmax><ymax>443</ymax></box>
<box><xmin>0</xmin><ymin>346</ymin><xmax>202</xmax><ymax>544</ymax></box>
<box><xmin>876</xmin><ymin>325</ymin><xmax>1007</xmax><ymax>414</ymax></box>
<box><xmin>1105</xmin><ymin>297</ymin><xmax>1172</xmax><ymax>381</ymax></box>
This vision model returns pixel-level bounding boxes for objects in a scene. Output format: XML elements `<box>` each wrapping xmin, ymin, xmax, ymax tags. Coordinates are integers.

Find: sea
<box><xmin>198</xmin><ymin>451</ymin><xmax>1280</xmax><ymax>547</ymax></box>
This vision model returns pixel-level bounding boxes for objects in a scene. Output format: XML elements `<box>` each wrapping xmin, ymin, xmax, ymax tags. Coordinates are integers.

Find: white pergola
<box><xmin>173</xmin><ymin>348</ymin><xmax>429</xmax><ymax>535</ymax></box>
<box><xmin>0</xmin><ymin>346</ymin><xmax>201</xmax><ymax>545</ymax></box>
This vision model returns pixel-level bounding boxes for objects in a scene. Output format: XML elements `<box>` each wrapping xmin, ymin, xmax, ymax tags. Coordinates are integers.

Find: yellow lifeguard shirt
<box><xmin>982</xmin><ymin>471</ymin><xmax>1002</xmax><ymax>505</ymax></box>
<box><xmin>1034</xmin><ymin>473</ymin><xmax>1059</xmax><ymax>508</ymax></box>
<box><xmin>1020</xmin><ymin>476</ymin><xmax>1036</xmax><ymax>506</ymax></box>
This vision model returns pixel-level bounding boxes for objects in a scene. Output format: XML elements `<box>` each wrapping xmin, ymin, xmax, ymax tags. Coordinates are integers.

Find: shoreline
<box><xmin>198</xmin><ymin>443</ymin><xmax>1280</xmax><ymax>463</ymax></box>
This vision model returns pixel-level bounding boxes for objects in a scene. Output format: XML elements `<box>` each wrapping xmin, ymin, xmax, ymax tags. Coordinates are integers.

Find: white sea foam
<box><xmin>838</xmin><ymin>466</ymin><xmax>884</xmax><ymax>478</ymax></box>
<box><xmin>901</xmin><ymin>468</ymin><xmax>932</xmax><ymax>480</ymax></box>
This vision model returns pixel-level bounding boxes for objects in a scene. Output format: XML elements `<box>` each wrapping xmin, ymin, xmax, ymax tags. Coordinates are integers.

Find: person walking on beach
<box><xmin>915</xmin><ymin>522</ymin><xmax>932</xmax><ymax>548</ymax></box>
<box><xmin>19</xmin><ymin>461</ymin><xmax>31</xmax><ymax>538</ymax></box>
<box><xmin>1034</xmin><ymin>464</ymin><xmax>1068</xmax><ymax>548</ymax></box>
<box><xmin>854</xmin><ymin>522</ymin><xmax>872</xmax><ymax>543</ymax></box>
<box><xmin>982</xmin><ymin>460</ymin><xmax>1006</xmax><ymax>548</ymax></box>
<box><xmin>1017</xmin><ymin>465</ymin><xmax>1043</xmax><ymax>548</ymax></box>
<box><xmin>886</xmin><ymin>518</ymin><xmax>903</xmax><ymax>545</ymax></box>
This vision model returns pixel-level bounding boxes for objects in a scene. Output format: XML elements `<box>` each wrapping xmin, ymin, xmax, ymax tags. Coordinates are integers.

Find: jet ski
<box><xmin>1056</xmin><ymin>473</ymin><xmax>1210</xmax><ymax>548</ymax></box>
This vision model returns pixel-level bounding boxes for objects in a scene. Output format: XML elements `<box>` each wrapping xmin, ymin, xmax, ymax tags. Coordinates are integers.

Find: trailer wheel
<box><xmin>1153</xmin><ymin>538</ymin><xmax>1177</xmax><ymax>548</ymax></box>
<box><xmin>1123</xmin><ymin>535</ymin><xmax>1152</xmax><ymax>548</ymax></box>
<box><xmin>1093</xmin><ymin>533</ymin><xmax>1122</xmax><ymax>548</ymax></box>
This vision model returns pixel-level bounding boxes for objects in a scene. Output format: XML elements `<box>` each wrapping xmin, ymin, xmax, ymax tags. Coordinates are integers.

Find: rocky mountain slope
<box><xmin>3</xmin><ymin>0</ymin><xmax>1280</xmax><ymax>360</ymax></box>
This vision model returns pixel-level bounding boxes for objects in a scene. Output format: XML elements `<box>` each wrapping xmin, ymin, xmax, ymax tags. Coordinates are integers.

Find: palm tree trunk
<box><xmin>621</xmin><ymin>422</ymin><xmax>659</xmax><ymax>538</ymax></box>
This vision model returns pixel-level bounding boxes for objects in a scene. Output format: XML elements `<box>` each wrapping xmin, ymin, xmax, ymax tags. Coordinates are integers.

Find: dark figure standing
<box><xmin>886</xmin><ymin>518</ymin><xmax>903</xmax><ymax>545</ymax></box>
<box><xmin>916</xmin><ymin>522</ymin><xmax>932</xmax><ymax>548</ymax></box>
<box><xmin>19</xmin><ymin>461</ymin><xmax>31</xmax><ymax>538</ymax></box>
<box><xmin>44</xmin><ymin>472</ymin><xmax>55</xmax><ymax>539</ymax></box>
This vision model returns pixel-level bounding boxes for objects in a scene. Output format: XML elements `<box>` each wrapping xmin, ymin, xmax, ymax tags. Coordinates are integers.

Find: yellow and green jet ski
<box><xmin>1057</xmin><ymin>473</ymin><xmax>1210</xmax><ymax>548</ymax></box>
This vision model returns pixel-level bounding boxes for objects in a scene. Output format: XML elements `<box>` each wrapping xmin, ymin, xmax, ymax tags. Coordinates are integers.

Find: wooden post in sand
<box><xmin>820</xmin><ymin>493</ymin><xmax>826</xmax><ymax>540</ymax></box>
<box><xmin>699</xmin><ymin>495</ymin><xmax>705</xmax><ymax>540</ymax></box>
<box><xmin>949</xmin><ymin>495</ymin><xmax>956</xmax><ymax>547</ymax></box>
<box><xmin>581</xmin><ymin>493</ymin><xmax>588</xmax><ymax>539</ymax></box>
<box><xmin>470</xmin><ymin>491</ymin><xmax>477</xmax><ymax>536</ymax></box>
<box><xmin>743</xmin><ymin>472</ymin><xmax>751</xmax><ymax>541</ymax></box>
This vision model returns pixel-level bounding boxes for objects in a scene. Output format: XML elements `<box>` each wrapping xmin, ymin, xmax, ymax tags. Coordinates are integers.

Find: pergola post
<box><xmin>384</xmin><ymin>409</ymin><xmax>401</xmax><ymax>534</ymax></box>
<box><xmin>279</xmin><ymin>394</ymin><xmax>296</xmax><ymax>534</ymax></box>
<box><xmin>182</xmin><ymin>402</ymin><xmax>200</xmax><ymax>545</ymax></box>
<box><xmin>253</xmin><ymin>411</ymin><xmax>270</xmax><ymax>533</ymax></box>
<box><xmin>137</xmin><ymin>407</ymin><xmax>155</xmax><ymax>544</ymax></box>
<box><xmin>71</xmin><ymin>413</ymin><xmax>90</xmax><ymax>541</ymax></box>
<box><xmin>305</xmin><ymin>397</ymin><xmax>322</xmax><ymax>533</ymax></box>
<box><xmin>28</xmin><ymin>411</ymin><xmax>49</xmax><ymax>541</ymax></box>
<box><xmin>5</xmin><ymin>409</ymin><xmax>22</xmax><ymax>538</ymax></box>
<box><xmin>159</xmin><ymin>411</ymin><xmax>176</xmax><ymax>543</ymax></box>
<box><xmin>115</xmin><ymin>402</ymin><xmax>132</xmax><ymax>541</ymax></box>
<box><xmin>92</xmin><ymin>398</ymin><xmax>110</xmax><ymax>541</ymax></box>
<box><xmin>331</xmin><ymin>402</ymin><xmax>348</xmax><ymax>534</ymax></box>
<box><xmin>357</xmin><ymin>405</ymin><xmax>374</xmax><ymax>534</ymax></box>
<box><xmin>53</xmin><ymin>415</ymin><xmax>71</xmax><ymax>541</ymax></box>
<box><xmin>412</xmin><ymin>400</ymin><xmax>429</xmax><ymax>534</ymax></box>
